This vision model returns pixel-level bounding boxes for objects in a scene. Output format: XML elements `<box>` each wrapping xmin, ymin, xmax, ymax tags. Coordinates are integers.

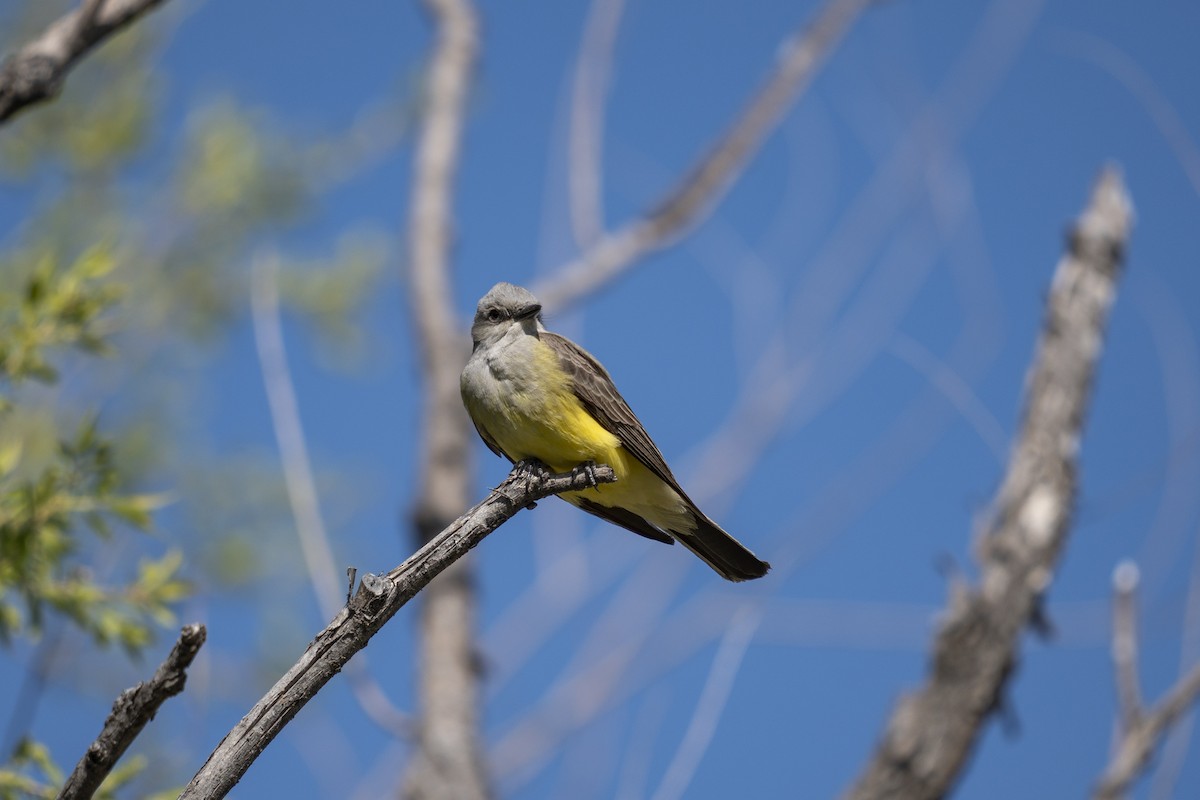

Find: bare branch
<box><xmin>251</xmin><ymin>253</ymin><xmax>344</xmax><ymax>620</ymax></box>
<box><xmin>1112</xmin><ymin>561</ymin><xmax>1143</xmax><ymax>732</ymax></box>
<box><xmin>649</xmin><ymin>607</ymin><xmax>761</xmax><ymax>800</ymax></box>
<box><xmin>179</xmin><ymin>463</ymin><xmax>614</xmax><ymax>800</ymax></box>
<box><xmin>845</xmin><ymin>166</ymin><xmax>1134</xmax><ymax>800</ymax></box>
<box><xmin>568</xmin><ymin>0</ymin><xmax>626</xmax><ymax>249</ymax></box>
<box><xmin>0</xmin><ymin>0</ymin><xmax>170</xmax><ymax>125</ymax></box>
<box><xmin>402</xmin><ymin>0</ymin><xmax>483</xmax><ymax>796</ymax></box>
<box><xmin>534</xmin><ymin>0</ymin><xmax>873</xmax><ymax>312</ymax></box>
<box><xmin>1094</xmin><ymin>560</ymin><xmax>1200</xmax><ymax>800</ymax></box>
<box><xmin>58</xmin><ymin>623</ymin><xmax>206</xmax><ymax>800</ymax></box>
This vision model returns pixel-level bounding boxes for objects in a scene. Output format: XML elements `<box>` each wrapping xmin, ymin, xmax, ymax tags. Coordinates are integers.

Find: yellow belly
<box><xmin>464</xmin><ymin>340</ymin><xmax>689</xmax><ymax>530</ymax></box>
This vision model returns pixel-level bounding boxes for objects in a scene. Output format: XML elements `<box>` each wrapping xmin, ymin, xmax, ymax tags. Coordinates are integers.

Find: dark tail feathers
<box><xmin>673</xmin><ymin>511</ymin><xmax>769</xmax><ymax>582</ymax></box>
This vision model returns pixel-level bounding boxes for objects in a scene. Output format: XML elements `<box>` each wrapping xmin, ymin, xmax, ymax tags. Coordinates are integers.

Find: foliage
<box><xmin>0</xmin><ymin>244</ymin><xmax>187</xmax><ymax>652</ymax></box>
<box><xmin>0</xmin><ymin>738</ymin><xmax>157</xmax><ymax>800</ymax></box>
<box><xmin>0</xmin><ymin>1</ymin><xmax>401</xmax><ymax>796</ymax></box>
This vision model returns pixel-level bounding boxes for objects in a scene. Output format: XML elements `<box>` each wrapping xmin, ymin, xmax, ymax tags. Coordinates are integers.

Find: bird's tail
<box><xmin>673</xmin><ymin>508</ymin><xmax>770</xmax><ymax>582</ymax></box>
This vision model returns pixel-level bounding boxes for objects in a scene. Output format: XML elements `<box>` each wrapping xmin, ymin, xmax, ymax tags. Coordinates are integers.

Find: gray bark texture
<box><xmin>179</xmin><ymin>464</ymin><xmax>614</xmax><ymax>800</ymax></box>
<box><xmin>58</xmin><ymin>623</ymin><xmax>206</xmax><ymax>800</ymax></box>
<box><xmin>0</xmin><ymin>0</ymin><xmax>169</xmax><ymax>125</ymax></box>
<box><xmin>845</xmin><ymin>167</ymin><xmax>1134</xmax><ymax>800</ymax></box>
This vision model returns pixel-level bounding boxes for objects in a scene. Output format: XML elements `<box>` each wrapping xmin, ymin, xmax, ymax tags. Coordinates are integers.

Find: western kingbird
<box><xmin>460</xmin><ymin>282</ymin><xmax>769</xmax><ymax>582</ymax></box>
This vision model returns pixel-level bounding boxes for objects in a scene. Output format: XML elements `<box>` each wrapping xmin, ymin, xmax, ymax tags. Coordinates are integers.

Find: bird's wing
<box><xmin>541</xmin><ymin>331</ymin><xmax>689</xmax><ymax>499</ymax></box>
<box><xmin>470</xmin><ymin>417</ymin><xmax>509</xmax><ymax>462</ymax></box>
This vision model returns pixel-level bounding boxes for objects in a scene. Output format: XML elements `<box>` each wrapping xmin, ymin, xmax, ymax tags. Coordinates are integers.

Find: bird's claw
<box><xmin>572</xmin><ymin>461</ymin><xmax>599</xmax><ymax>489</ymax></box>
<box><xmin>514</xmin><ymin>459</ymin><xmax>551</xmax><ymax>509</ymax></box>
<box><xmin>515</xmin><ymin>458</ymin><xmax>552</xmax><ymax>483</ymax></box>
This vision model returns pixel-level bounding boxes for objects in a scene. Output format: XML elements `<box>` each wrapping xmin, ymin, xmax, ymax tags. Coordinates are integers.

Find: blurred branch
<box><xmin>1094</xmin><ymin>563</ymin><xmax>1200</xmax><ymax>800</ymax></box>
<box><xmin>251</xmin><ymin>254</ymin><xmax>344</xmax><ymax>618</ymax></box>
<box><xmin>250</xmin><ymin>253</ymin><xmax>412</xmax><ymax>740</ymax></box>
<box><xmin>0</xmin><ymin>0</ymin><xmax>170</xmax><ymax>125</ymax></box>
<box><xmin>649</xmin><ymin>607</ymin><xmax>761</xmax><ymax>800</ymax></box>
<box><xmin>58</xmin><ymin>623</ymin><xmax>206</xmax><ymax>800</ymax></box>
<box><xmin>846</xmin><ymin>166</ymin><xmax>1134</xmax><ymax>800</ymax></box>
<box><xmin>535</xmin><ymin>0</ymin><xmax>873</xmax><ymax>311</ymax></box>
<box><xmin>568</xmin><ymin>0</ymin><xmax>626</xmax><ymax>249</ymax></box>
<box><xmin>402</xmin><ymin>0</ymin><xmax>483</xmax><ymax>797</ymax></box>
<box><xmin>1111</xmin><ymin>561</ymin><xmax>1143</xmax><ymax>732</ymax></box>
<box><xmin>179</xmin><ymin>464</ymin><xmax>615</xmax><ymax>800</ymax></box>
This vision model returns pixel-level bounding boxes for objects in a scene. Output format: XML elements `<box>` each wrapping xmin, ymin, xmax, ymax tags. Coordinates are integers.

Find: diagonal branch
<box><xmin>58</xmin><ymin>623</ymin><xmax>206</xmax><ymax>800</ymax></box>
<box><xmin>845</xmin><ymin>166</ymin><xmax>1134</xmax><ymax>800</ymax></box>
<box><xmin>534</xmin><ymin>0</ymin><xmax>874</xmax><ymax>312</ymax></box>
<box><xmin>179</xmin><ymin>463</ymin><xmax>614</xmax><ymax>800</ymax></box>
<box><xmin>0</xmin><ymin>0</ymin><xmax>171</xmax><ymax>125</ymax></box>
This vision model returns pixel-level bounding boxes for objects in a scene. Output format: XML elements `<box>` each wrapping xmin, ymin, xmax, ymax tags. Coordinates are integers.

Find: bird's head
<box><xmin>471</xmin><ymin>282</ymin><xmax>543</xmax><ymax>348</ymax></box>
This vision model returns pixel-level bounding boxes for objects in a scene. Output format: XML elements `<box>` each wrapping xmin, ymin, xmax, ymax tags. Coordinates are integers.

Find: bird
<box><xmin>459</xmin><ymin>282</ymin><xmax>769</xmax><ymax>582</ymax></box>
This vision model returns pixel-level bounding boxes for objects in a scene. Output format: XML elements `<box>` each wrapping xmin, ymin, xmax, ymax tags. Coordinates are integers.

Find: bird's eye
<box><xmin>486</xmin><ymin>309</ymin><xmax>502</xmax><ymax>322</ymax></box>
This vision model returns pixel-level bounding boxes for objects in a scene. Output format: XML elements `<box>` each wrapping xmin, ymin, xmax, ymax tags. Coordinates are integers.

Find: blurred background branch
<box><xmin>847</xmin><ymin>167</ymin><xmax>1133</xmax><ymax>799</ymax></box>
<box><xmin>401</xmin><ymin>0</ymin><xmax>485</xmax><ymax>797</ymax></box>
<box><xmin>1095</xmin><ymin>562</ymin><xmax>1200</xmax><ymax>799</ymax></box>
<box><xmin>536</xmin><ymin>0</ymin><xmax>874</xmax><ymax>311</ymax></box>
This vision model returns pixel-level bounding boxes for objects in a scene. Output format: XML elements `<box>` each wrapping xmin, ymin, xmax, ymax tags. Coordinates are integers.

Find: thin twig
<box><xmin>534</xmin><ymin>0</ymin><xmax>873</xmax><ymax>311</ymax></box>
<box><xmin>1094</xmin><ymin>558</ymin><xmax>1200</xmax><ymax>799</ymax></box>
<box><xmin>0</xmin><ymin>0</ymin><xmax>170</xmax><ymax>125</ymax></box>
<box><xmin>1112</xmin><ymin>561</ymin><xmax>1142</xmax><ymax>731</ymax></box>
<box><xmin>649</xmin><ymin>607</ymin><xmax>761</xmax><ymax>800</ymax></box>
<box><xmin>567</xmin><ymin>0</ymin><xmax>626</xmax><ymax>249</ymax></box>
<box><xmin>57</xmin><ymin>623</ymin><xmax>206</xmax><ymax>800</ymax></box>
<box><xmin>179</xmin><ymin>463</ymin><xmax>614</xmax><ymax>800</ymax></box>
<box><xmin>845</xmin><ymin>166</ymin><xmax>1134</xmax><ymax>800</ymax></box>
<box><xmin>250</xmin><ymin>253</ymin><xmax>343</xmax><ymax>619</ymax></box>
<box><xmin>402</xmin><ymin>0</ymin><xmax>484</xmax><ymax>796</ymax></box>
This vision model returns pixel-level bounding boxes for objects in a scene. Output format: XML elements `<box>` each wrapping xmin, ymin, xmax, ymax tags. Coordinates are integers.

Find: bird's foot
<box><xmin>514</xmin><ymin>459</ymin><xmax>552</xmax><ymax>509</ymax></box>
<box><xmin>571</xmin><ymin>461</ymin><xmax>600</xmax><ymax>489</ymax></box>
<box><xmin>515</xmin><ymin>458</ymin><xmax>552</xmax><ymax>482</ymax></box>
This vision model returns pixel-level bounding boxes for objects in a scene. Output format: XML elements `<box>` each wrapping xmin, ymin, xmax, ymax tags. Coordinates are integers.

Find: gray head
<box><xmin>471</xmin><ymin>282</ymin><xmax>543</xmax><ymax>348</ymax></box>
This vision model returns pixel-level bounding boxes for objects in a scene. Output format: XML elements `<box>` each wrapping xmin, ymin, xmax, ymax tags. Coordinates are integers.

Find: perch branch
<box><xmin>845</xmin><ymin>166</ymin><xmax>1134</xmax><ymax>800</ymax></box>
<box><xmin>179</xmin><ymin>463</ymin><xmax>614</xmax><ymax>800</ymax></box>
<box><xmin>57</xmin><ymin>623</ymin><xmax>206</xmax><ymax>800</ymax></box>
<box><xmin>0</xmin><ymin>0</ymin><xmax>170</xmax><ymax>125</ymax></box>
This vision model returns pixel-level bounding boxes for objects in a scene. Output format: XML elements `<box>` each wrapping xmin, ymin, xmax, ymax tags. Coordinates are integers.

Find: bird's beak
<box><xmin>515</xmin><ymin>302</ymin><xmax>542</xmax><ymax>321</ymax></box>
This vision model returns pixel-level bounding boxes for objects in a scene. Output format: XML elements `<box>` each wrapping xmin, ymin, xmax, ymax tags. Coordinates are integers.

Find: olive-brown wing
<box><xmin>540</xmin><ymin>331</ymin><xmax>688</xmax><ymax>499</ymax></box>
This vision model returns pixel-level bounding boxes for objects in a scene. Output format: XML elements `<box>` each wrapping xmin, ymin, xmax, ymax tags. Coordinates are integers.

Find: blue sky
<box><xmin>5</xmin><ymin>0</ymin><xmax>1200</xmax><ymax>798</ymax></box>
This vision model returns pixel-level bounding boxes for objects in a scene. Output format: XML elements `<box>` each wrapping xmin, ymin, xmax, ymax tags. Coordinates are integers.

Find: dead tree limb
<box><xmin>57</xmin><ymin>623</ymin><xmax>206</xmax><ymax>800</ymax></box>
<box><xmin>0</xmin><ymin>0</ymin><xmax>170</xmax><ymax>125</ymax></box>
<box><xmin>534</xmin><ymin>0</ymin><xmax>874</xmax><ymax>312</ymax></box>
<box><xmin>179</xmin><ymin>463</ymin><xmax>614</xmax><ymax>800</ymax></box>
<box><xmin>1094</xmin><ymin>562</ymin><xmax>1200</xmax><ymax>800</ymax></box>
<box><xmin>401</xmin><ymin>0</ymin><xmax>484</xmax><ymax>797</ymax></box>
<box><xmin>845</xmin><ymin>166</ymin><xmax>1134</xmax><ymax>800</ymax></box>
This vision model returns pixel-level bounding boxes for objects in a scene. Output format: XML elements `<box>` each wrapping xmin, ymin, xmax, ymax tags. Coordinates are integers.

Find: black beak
<box><xmin>515</xmin><ymin>302</ymin><xmax>542</xmax><ymax>321</ymax></box>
